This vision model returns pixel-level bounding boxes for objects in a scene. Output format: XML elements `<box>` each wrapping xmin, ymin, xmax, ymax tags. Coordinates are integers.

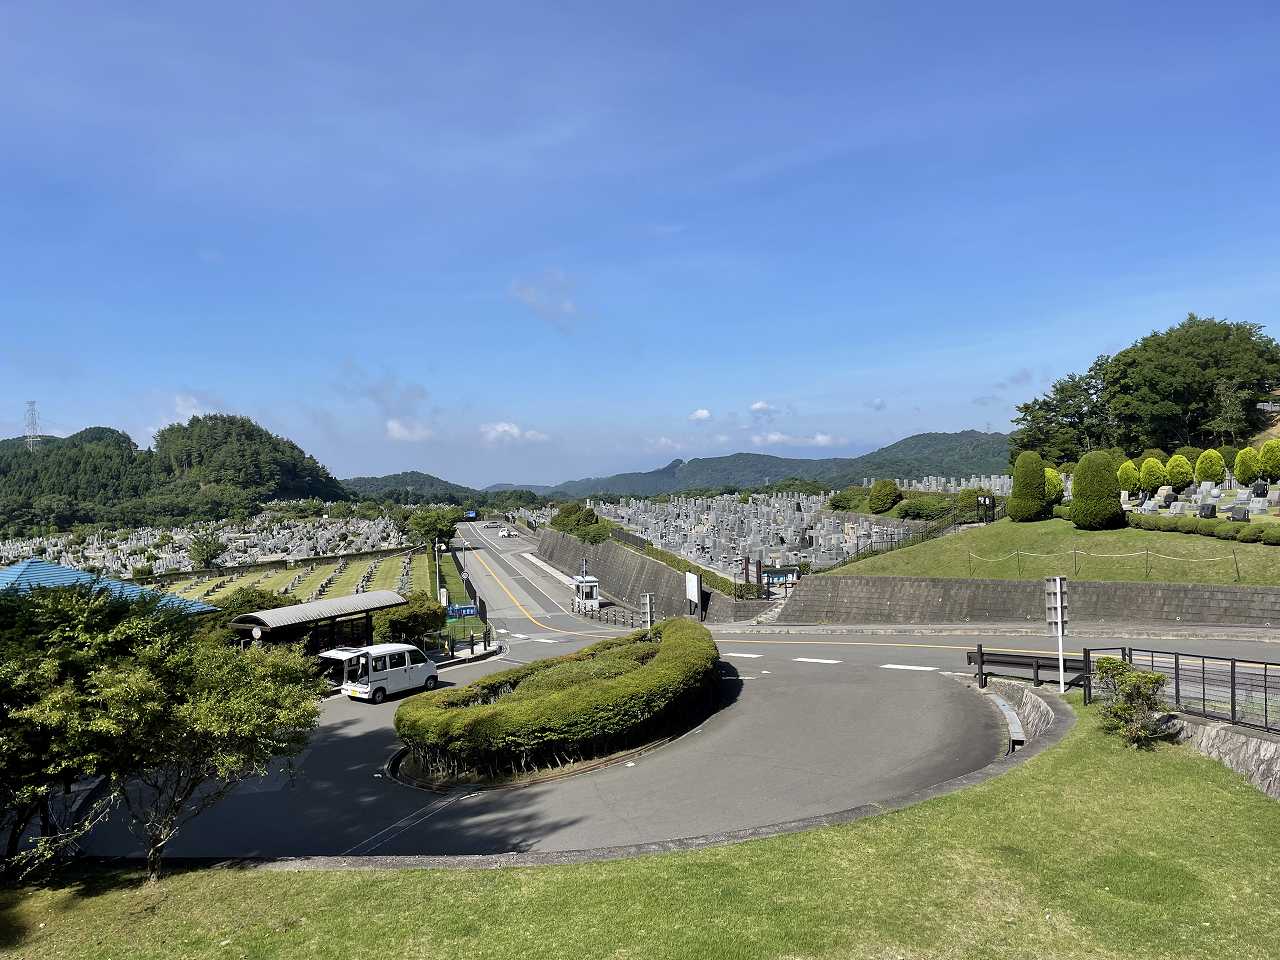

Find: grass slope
<box><xmin>7</xmin><ymin>702</ymin><xmax>1280</xmax><ymax>959</ymax></box>
<box><xmin>830</xmin><ymin>517</ymin><xmax>1280</xmax><ymax>585</ymax></box>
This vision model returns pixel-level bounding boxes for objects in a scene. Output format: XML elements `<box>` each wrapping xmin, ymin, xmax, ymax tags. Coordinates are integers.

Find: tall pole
<box><xmin>434</xmin><ymin>538</ymin><xmax>441</xmax><ymax>600</ymax></box>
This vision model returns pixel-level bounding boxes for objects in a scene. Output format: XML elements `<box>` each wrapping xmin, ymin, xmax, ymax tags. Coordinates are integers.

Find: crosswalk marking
<box><xmin>722</xmin><ymin>652</ymin><xmax>762</xmax><ymax>659</ymax></box>
<box><xmin>793</xmin><ymin>657</ymin><xmax>842</xmax><ymax>665</ymax></box>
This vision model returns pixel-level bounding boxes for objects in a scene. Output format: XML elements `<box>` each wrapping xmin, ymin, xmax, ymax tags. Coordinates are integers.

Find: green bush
<box><xmin>1165</xmin><ymin>454</ymin><xmax>1193</xmax><ymax>490</ymax></box>
<box><xmin>1071</xmin><ymin>451</ymin><xmax>1125</xmax><ymax>530</ymax></box>
<box><xmin>373</xmin><ymin>592</ymin><xmax>447</xmax><ymax>646</ymax></box>
<box><xmin>1264</xmin><ymin>526</ymin><xmax>1280</xmax><ymax>546</ymax></box>
<box><xmin>1234</xmin><ymin>447</ymin><xmax>1262</xmax><ymax>486</ymax></box>
<box><xmin>1044</xmin><ymin>467</ymin><xmax>1064</xmax><ymax>506</ymax></box>
<box><xmin>895</xmin><ymin>494</ymin><xmax>952</xmax><ymax>520</ymax></box>
<box><xmin>1214</xmin><ymin>521</ymin><xmax>1243</xmax><ymax>541</ymax></box>
<box><xmin>1138</xmin><ymin>448</ymin><xmax>1168</xmax><ymax>465</ymax></box>
<box><xmin>1095</xmin><ymin>656</ymin><xmax>1167</xmax><ymax>748</ymax></box>
<box><xmin>867</xmin><ymin>479</ymin><xmax>902</xmax><ymax>514</ymax></box>
<box><xmin>1196</xmin><ymin>517</ymin><xmax>1221</xmax><ymax>536</ymax></box>
<box><xmin>394</xmin><ymin>620</ymin><xmax>719</xmax><ymax>781</ymax></box>
<box><xmin>1116</xmin><ymin>459</ymin><xmax>1141</xmax><ymax>493</ymax></box>
<box><xmin>1219</xmin><ymin>445</ymin><xmax>1241</xmax><ymax>472</ymax></box>
<box><xmin>1052</xmin><ymin>504</ymin><xmax>1071</xmax><ymax>520</ymax></box>
<box><xmin>1007</xmin><ymin>451</ymin><xmax>1049</xmax><ymax>522</ymax></box>
<box><xmin>1138</xmin><ymin>457</ymin><xmax>1167</xmax><ymax>494</ymax></box>
<box><xmin>1238</xmin><ymin>524</ymin><xmax>1265</xmax><ymax>543</ymax></box>
<box><xmin>1261</xmin><ymin>438</ymin><xmax>1280</xmax><ymax>482</ymax></box>
<box><xmin>1173</xmin><ymin>446</ymin><xmax>1204</xmax><ymax>467</ymax></box>
<box><xmin>1195</xmin><ymin>449</ymin><xmax>1226</xmax><ymax>485</ymax></box>
<box><xmin>1058</xmin><ymin>461</ymin><xmax>1077</xmax><ymax>476</ymax></box>
<box><xmin>1176</xmin><ymin>515</ymin><xmax>1201</xmax><ymax>534</ymax></box>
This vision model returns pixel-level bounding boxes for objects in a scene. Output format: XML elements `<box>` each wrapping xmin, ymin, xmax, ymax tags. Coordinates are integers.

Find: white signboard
<box><xmin>685</xmin><ymin>571</ymin><xmax>702</xmax><ymax>604</ymax></box>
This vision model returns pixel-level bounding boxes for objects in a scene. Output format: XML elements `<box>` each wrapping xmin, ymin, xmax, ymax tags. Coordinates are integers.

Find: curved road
<box><xmin>85</xmin><ymin>524</ymin><xmax>1027</xmax><ymax>859</ymax></box>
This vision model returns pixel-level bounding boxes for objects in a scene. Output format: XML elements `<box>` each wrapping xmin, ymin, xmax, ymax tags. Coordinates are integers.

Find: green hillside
<box><xmin>828</xmin><ymin>517</ymin><xmax>1280</xmax><ymax>586</ymax></box>
<box><xmin>342</xmin><ymin>470</ymin><xmax>479</xmax><ymax>503</ymax></box>
<box><xmin>0</xmin><ymin>415</ymin><xmax>348</xmax><ymax>536</ymax></box>
<box><xmin>547</xmin><ymin>430</ymin><xmax>1010</xmax><ymax>497</ymax></box>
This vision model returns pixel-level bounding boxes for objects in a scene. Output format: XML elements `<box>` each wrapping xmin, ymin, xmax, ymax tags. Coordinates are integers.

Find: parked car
<box><xmin>318</xmin><ymin>643</ymin><xmax>438</xmax><ymax>704</ymax></box>
<box><xmin>484</xmin><ymin>521</ymin><xmax>500</xmax><ymax>528</ymax></box>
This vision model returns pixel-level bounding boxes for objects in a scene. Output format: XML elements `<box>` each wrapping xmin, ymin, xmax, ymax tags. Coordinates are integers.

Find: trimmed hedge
<box><xmin>1234</xmin><ymin>447</ymin><xmax>1262</xmax><ymax>486</ymax></box>
<box><xmin>1044</xmin><ymin>467</ymin><xmax>1064</xmax><ymax>506</ymax></box>
<box><xmin>1139</xmin><ymin>457</ymin><xmax>1167</xmax><ymax>494</ymax></box>
<box><xmin>1262</xmin><ymin>439</ymin><xmax>1280</xmax><ymax>482</ymax></box>
<box><xmin>1195</xmin><ymin>449</ymin><xmax>1226</xmax><ymax>485</ymax></box>
<box><xmin>1125</xmin><ymin>511</ymin><xmax>1251</xmax><ymax>541</ymax></box>
<box><xmin>1007</xmin><ymin>451</ymin><xmax>1048</xmax><ymax>522</ymax></box>
<box><xmin>1117</xmin><ymin>459</ymin><xmax>1141</xmax><ymax>493</ymax></box>
<box><xmin>1165</xmin><ymin>454</ymin><xmax>1193</xmax><ymax>490</ymax></box>
<box><xmin>394</xmin><ymin>619</ymin><xmax>719</xmax><ymax>781</ymax></box>
<box><xmin>1052</xmin><ymin>504</ymin><xmax>1072</xmax><ymax>520</ymax></box>
<box><xmin>1072</xmin><ymin>451</ymin><xmax>1125</xmax><ymax>530</ymax></box>
<box><xmin>867</xmin><ymin>478</ymin><xmax>902</xmax><ymax>514</ymax></box>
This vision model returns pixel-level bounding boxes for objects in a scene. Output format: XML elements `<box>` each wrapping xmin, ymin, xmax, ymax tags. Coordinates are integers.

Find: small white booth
<box><xmin>573</xmin><ymin>574</ymin><xmax>601</xmax><ymax>611</ymax></box>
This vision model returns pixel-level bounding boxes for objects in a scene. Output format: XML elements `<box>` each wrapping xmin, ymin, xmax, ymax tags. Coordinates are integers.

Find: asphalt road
<box><xmin>94</xmin><ymin>522</ymin><xmax>1280</xmax><ymax>860</ymax></box>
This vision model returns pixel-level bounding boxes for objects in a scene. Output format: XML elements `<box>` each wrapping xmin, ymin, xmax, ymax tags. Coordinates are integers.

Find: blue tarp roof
<box><xmin>0</xmin><ymin>558</ymin><xmax>218</xmax><ymax>615</ymax></box>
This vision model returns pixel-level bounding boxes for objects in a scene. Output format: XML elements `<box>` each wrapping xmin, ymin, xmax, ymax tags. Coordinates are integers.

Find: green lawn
<box><xmin>366</xmin><ymin>554</ymin><xmax>403</xmax><ymax>593</ymax></box>
<box><xmin>203</xmin><ymin>570</ymin><xmax>267</xmax><ymax>603</ymax></box>
<box><xmin>409</xmin><ymin>550</ymin><xmax>436</xmax><ymax>597</ymax></box>
<box><xmin>439</xmin><ymin>551</ymin><xmax>468</xmax><ymax>604</ymax></box>
<box><xmin>251</xmin><ymin>566</ymin><xmax>298</xmax><ymax>594</ymax></box>
<box><xmin>288</xmin><ymin>561</ymin><xmax>338</xmax><ymax>600</ymax></box>
<box><xmin>324</xmin><ymin>557</ymin><xmax>378</xmax><ymax>597</ymax></box>
<box><xmin>7</xmin><ymin>702</ymin><xmax>1280</xmax><ymax>959</ymax></box>
<box><xmin>829</xmin><ymin>517</ymin><xmax>1280</xmax><ymax>585</ymax></box>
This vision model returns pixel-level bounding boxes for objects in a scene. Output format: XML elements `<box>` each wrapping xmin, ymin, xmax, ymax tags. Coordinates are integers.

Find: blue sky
<box><xmin>3</xmin><ymin>2</ymin><xmax>1279</xmax><ymax>487</ymax></box>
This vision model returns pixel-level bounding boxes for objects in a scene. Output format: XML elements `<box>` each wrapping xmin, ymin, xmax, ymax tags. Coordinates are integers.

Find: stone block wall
<box><xmin>1173</xmin><ymin>715</ymin><xmax>1280</xmax><ymax>799</ymax></box>
<box><xmin>988</xmin><ymin>679</ymin><xmax>1056</xmax><ymax>741</ymax></box>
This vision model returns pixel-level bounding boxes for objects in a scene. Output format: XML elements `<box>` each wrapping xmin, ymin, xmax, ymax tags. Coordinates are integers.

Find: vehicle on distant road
<box><xmin>484</xmin><ymin>521</ymin><xmax>500</xmax><ymax>528</ymax></box>
<box><xmin>318</xmin><ymin>643</ymin><xmax>438</xmax><ymax>704</ymax></box>
<box><xmin>498</xmin><ymin>528</ymin><xmax>513</xmax><ymax>538</ymax></box>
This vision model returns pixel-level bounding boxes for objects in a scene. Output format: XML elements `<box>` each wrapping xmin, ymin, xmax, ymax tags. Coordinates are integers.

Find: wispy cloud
<box><xmin>649</xmin><ymin>436</ymin><xmax>684</xmax><ymax>451</ymax></box>
<box><xmin>386</xmin><ymin>418</ymin><xmax>433</xmax><ymax>442</ymax></box>
<box><xmin>510</xmin><ymin>269</ymin><xmax>580</xmax><ymax>333</ymax></box>
<box><xmin>480</xmin><ymin>421</ymin><xmax>550</xmax><ymax>444</ymax></box>
<box><xmin>863</xmin><ymin>397</ymin><xmax>886</xmax><ymax>412</ymax></box>
<box><xmin>751</xmin><ymin>431</ymin><xmax>844</xmax><ymax>448</ymax></box>
<box><xmin>688</xmin><ymin>408</ymin><xmax>712</xmax><ymax>421</ymax></box>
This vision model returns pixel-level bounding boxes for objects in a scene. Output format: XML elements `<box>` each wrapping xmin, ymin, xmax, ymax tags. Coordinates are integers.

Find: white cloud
<box><xmin>751</xmin><ymin>431</ymin><xmax>845</xmax><ymax>448</ymax></box>
<box><xmin>481</xmin><ymin>421</ymin><xmax>549</xmax><ymax>444</ymax></box>
<box><xmin>510</xmin><ymin>269</ymin><xmax>580</xmax><ymax>333</ymax></box>
<box><xmin>864</xmin><ymin>397</ymin><xmax>887</xmax><ymax>412</ymax></box>
<box><xmin>749</xmin><ymin>400</ymin><xmax>774</xmax><ymax>413</ymax></box>
<box><xmin>386</xmin><ymin>418</ymin><xmax>433</xmax><ymax>442</ymax></box>
<box><xmin>649</xmin><ymin>436</ymin><xmax>684</xmax><ymax>451</ymax></box>
<box><xmin>688</xmin><ymin>408</ymin><xmax>712</xmax><ymax>421</ymax></box>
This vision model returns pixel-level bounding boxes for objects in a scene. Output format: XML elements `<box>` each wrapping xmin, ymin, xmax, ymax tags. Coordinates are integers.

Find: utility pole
<box><xmin>24</xmin><ymin>401</ymin><xmax>40</xmax><ymax>452</ymax></box>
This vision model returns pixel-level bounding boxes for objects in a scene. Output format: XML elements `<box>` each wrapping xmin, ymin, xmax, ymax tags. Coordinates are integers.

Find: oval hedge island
<box><xmin>394</xmin><ymin>619</ymin><xmax>720</xmax><ymax>783</ymax></box>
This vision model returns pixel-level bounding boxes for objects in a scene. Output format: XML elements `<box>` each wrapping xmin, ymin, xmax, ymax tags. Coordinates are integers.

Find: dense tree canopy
<box><xmin>1011</xmin><ymin>315</ymin><xmax>1280</xmax><ymax>464</ymax></box>
<box><xmin>0</xmin><ymin>415</ymin><xmax>349</xmax><ymax>537</ymax></box>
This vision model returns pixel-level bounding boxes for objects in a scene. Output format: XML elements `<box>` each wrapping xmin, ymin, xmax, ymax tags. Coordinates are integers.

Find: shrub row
<box><xmin>394</xmin><ymin>619</ymin><xmax>719</xmax><ymax>781</ymax></box>
<box><xmin>638</xmin><ymin>542</ymin><xmax>763</xmax><ymax>599</ymax></box>
<box><xmin>1124</xmin><ymin>511</ymin><xmax>1280</xmax><ymax>543</ymax></box>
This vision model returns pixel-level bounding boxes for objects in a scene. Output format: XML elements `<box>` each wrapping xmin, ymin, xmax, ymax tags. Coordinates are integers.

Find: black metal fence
<box><xmin>1083</xmin><ymin>646</ymin><xmax>1280</xmax><ymax>734</ymax></box>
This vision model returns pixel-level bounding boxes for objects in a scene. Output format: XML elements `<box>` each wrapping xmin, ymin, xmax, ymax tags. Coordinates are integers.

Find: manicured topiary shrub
<box><xmin>1238</xmin><ymin>524</ymin><xmax>1265</xmax><ymax>543</ymax></box>
<box><xmin>1052</xmin><ymin>504</ymin><xmax>1071</xmax><ymax>520</ymax></box>
<box><xmin>1234</xmin><ymin>447</ymin><xmax>1262</xmax><ymax>487</ymax></box>
<box><xmin>395</xmin><ymin>620</ymin><xmax>719</xmax><ymax>781</ymax></box>
<box><xmin>1195</xmin><ymin>449</ymin><xmax>1226</xmax><ymax>485</ymax></box>
<box><xmin>867</xmin><ymin>478</ymin><xmax>902</xmax><ymax>514</ymax></box>
<box><xmin>1165</xmin><ymin>454</ymin><xmax>1193</xmax><ymax>491</ymax></box>
<box><xmin>1007</xmin><ymin>451</ymin><xmax>1049</xmax><ymax>522</ymax></box>
<box><xmin>1116</xmin><ymin>459</ymin><xmax>1141</xmax><ymax>493</ymax></box>
<box><xmin>1173</xmin><ymin>446</ymin><xmax>1203</xmax><ymax>467</ymax></box>
<box><xmin>1261</xmin><ymin>439</ymin><xmax>1280</xmax><ymax>482</ymax></box>
<box><xmin>1176</xmin><ymin>516</ymin><xmax>1201</xmax><ymax>534</ymax></box>
<box><xmin>1263</xmin><ymin>526</ymin><xmax>1280</xmax><ymax>546</ymax></box>
<box><xmin>1044</xmin><ymin>467</ymin><xmax>1064</xmax><ymax>506</ymax></box>
<box><xmin>1215</xmin><ymin>521</ymin><xmax>1243</xmax><ymax>540</ymax></box>
<box><xmin>1139</xmin><ymin>457</ymin><xmax>1167</xmax><ymax>494</ymax></box>
<box><xmin>1138</xmin><ymin>448</ymin><xmax>1168</xmax><ymax>466</ymax></box>
<box><xmin>1072</xmin><ymin>451</ymin><xmax>1125</xmax><ymax>530</ymax></box>
<box><xmin>1196</xmin><ymin>517</ymin><xmax>1221</xmax><ymax>536</ymax></box>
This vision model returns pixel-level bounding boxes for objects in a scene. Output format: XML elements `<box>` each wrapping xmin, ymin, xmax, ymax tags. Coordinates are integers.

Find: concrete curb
<box><xmin>708</xmin><ymin>621</ymin><xmax>1280</xmax><ymax>644</ymax></box>
<box><xmin>97</xmin><ymin>683</ymin><xmax>1077</xmax><ymax>874</ymax></box>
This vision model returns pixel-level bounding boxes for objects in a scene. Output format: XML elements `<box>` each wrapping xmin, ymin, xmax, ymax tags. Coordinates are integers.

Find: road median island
<box><xmin>394</xmin><ymin>618</ymin><xmax>719</xmax><ymax>784</ymax></box>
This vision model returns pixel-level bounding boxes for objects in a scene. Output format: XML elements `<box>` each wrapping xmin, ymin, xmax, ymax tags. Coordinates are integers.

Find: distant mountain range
<box><xmin>342</xmin><ymin>470</ymin><xmax>480</xmax><ymax>502</ymax></box>
<box><xmin>517</xmin><ymin>430</ymin><xmax>1011</xmax><ymax>497</ymax></box>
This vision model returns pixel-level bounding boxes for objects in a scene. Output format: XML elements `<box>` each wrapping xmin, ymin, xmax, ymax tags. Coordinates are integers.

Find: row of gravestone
<box><xmin>1123</xmin><ymin>481</ymin><xmax>1280</xmax><ymax>521</ymax></box>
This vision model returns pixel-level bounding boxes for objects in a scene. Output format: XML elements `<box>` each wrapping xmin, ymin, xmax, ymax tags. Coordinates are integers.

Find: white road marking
<box><xmin>722</xmin><ymin>652</ymin><xmax>762</xmax><ymax>659</ymax></box>
<box><xmin>793</xmin><ymin>657</ymin><xmax>842</xmax><ymax>665</ymax></box>
<box><xmin>341</xmin><ymin>792</ymin><xmax>478</xmax><ymax>856</ymax></box>
<box><xmin>511</xmin><ymin>633</ymin><xmax>529</xmax><ymax>640</ymax></box>
<box><xmin>530</xmin><ymin>637</ymin><xmax>559</xmax><ymax>644</ymax></box>
<box><xmin>495</xmin><ymin>629</ymin><xmax>509</xmax><ymax>635</ymax></box>
<box><xmin>761</xmin><ymin>670</ymin><xmax>771</xmax><ymax>674</ymax></box>
<box><xmin>880</xmin><ymin>664</ymin><xmax>939</xmax><ymax>671</ymax></box>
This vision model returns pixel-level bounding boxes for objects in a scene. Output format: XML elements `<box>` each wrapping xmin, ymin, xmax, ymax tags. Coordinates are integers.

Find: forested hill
<box><xmin>0</xmin><ymin>415</ymin><xmax>348</xmax><ymax>536</ymax></box>
<box><xmin>342</xmin><ymin>470</ymin><xmax>478</xmax><ymax>503</ymax></box>
<box><xmin>543</xmin><ymin>430</ymin><xmax>1010</xmax><ymax>497</ymax></box>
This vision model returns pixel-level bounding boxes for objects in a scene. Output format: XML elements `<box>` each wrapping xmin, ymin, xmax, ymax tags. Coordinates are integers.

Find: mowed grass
<box><xmin>7</xmin><ymin>702</ymin><xmax>1280</xmax><ymax>959</ymax></box>
<box><xmin>203</xmin><ymin>570</ymin><xmax>267</xmax><ymax>603</ymax></box>
<box><xmin>288</xmin><ymin>561</ymin><xmax>339</xmax><ymax>600</ymax></box>
<box><xmin>251</xmin><ymin>566</ymin><xmax>298</xmax><ymax>594</ymax></box>
<box><xmin>439</xmin><ymin>551</ymin><xmax>468</xmax><ymax>604</ymax></box>
<box><xmin>409</xmin><ymin>550</ymin><xmax>437</xmax><ymax>597</ymax></box>
<box><xmin>366</xmin><ymin>554</ymin><xmax>404</xmax><ymax>593</ymax></box>
<box><xmin>323</xmin><ymin>557</ymin><xmax>377</xmax><ymax>597</ymax></box>
<box><xmin>830</xmin><ymin>517</ymin><xmax>1280</xmax><ymax>585</ymax></box>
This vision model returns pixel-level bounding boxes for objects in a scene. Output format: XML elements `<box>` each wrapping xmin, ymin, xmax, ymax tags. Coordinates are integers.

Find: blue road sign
<box><xmin>447</xmin><ymin>603</ymin><xmax>478</xmax><ymax>619</ymax></box>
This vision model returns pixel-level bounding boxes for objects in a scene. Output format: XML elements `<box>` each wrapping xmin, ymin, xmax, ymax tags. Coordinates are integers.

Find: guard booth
<box><xmin>573</xmin><ymin>575</ymin><xmax>601</xmax><ymax>611</ymax></box>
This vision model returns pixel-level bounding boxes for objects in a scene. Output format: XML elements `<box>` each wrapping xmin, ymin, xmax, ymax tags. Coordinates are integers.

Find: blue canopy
<box><xmin>0</xmin><ymin>558</ymin><xmax>218</xmax><ymax>615</ymax></box>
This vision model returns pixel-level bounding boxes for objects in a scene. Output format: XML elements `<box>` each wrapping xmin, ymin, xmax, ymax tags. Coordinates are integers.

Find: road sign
<box><xmin>641</xmin><ymin>592</ymin><xmax>655</xmax><ymax>630</ymax></box>
<box><xmin>447</xmin><ymin>603</ymin><xmax>478</xmax><ymax>619</ymax></box>
<box><xmin>1045</xmin><ymin>576</ymin><xmax>1067</xmax><ymax>693</ymax></box>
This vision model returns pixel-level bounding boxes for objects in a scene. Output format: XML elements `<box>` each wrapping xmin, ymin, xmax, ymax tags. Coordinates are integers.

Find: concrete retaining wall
<box><xmin>987</xmin><ymin>679</ymin><xmax>1056</xmax><ymax>741</ymax></box>
<box><xmin>778</xmin><ymin>574</ymin><xmax>1280</xmax><ymax>629</ymax></box>
<box><xmin>536</xmin><ymin>530</ymin><xmax>767</xmax><ymax>623</ymax></box>
<box><xmin>1172</xmin><ymin>715</ymin><xmax>1280</xmax><ymax>799</ymax></box>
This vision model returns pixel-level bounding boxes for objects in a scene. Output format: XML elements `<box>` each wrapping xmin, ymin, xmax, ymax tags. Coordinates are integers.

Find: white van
<box><xmin>318</xmin><ymin>643</ymin><xmax>439</xmax><ymax>704</ymax></box>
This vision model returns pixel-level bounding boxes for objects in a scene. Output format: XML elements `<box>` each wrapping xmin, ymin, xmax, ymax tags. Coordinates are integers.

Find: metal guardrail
<box><xmin>1083</xmin><ymin>646</ymin><xmax>1280</xmax><ymax>734</ymax></box>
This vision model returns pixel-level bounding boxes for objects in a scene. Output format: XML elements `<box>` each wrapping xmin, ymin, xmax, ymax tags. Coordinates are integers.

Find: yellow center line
<box><xmin>467</xmin><ymin>542</ymin><xmax>617</xmax><ymax>640</ymax></box>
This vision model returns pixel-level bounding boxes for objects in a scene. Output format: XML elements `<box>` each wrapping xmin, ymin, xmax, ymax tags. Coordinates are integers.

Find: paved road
<box><xmin>108</xmin><ymin>523</ymin><xmax>1270</xmax><ymax>859</ymax></box>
